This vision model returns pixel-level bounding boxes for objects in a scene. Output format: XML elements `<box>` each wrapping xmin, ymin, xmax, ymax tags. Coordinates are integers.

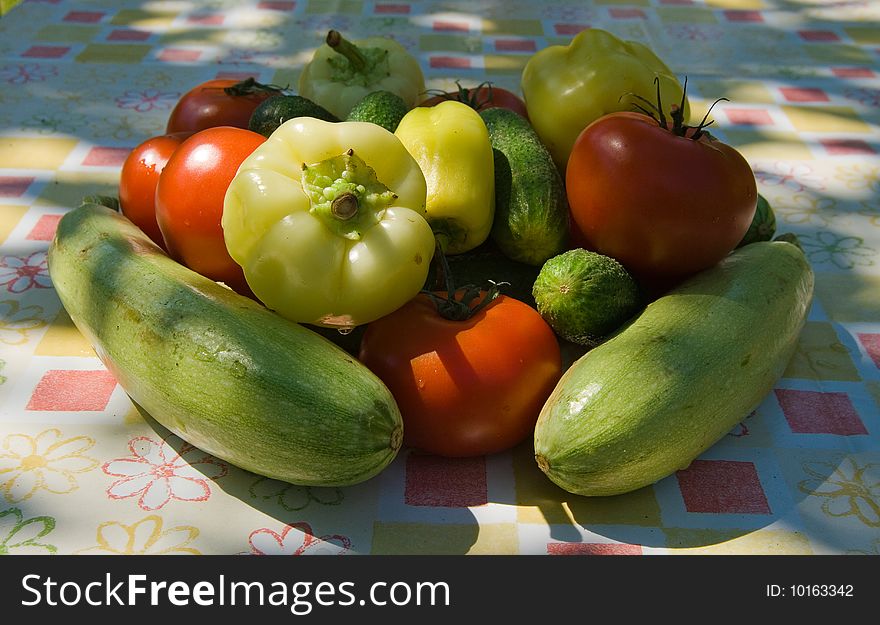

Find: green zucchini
<box><xmin>48</xmin><ymin>202</ymin><xmax>402</xmax><ymax>486</ymax></box>
<box><xmin>534</xmin><ymin>240</ymin><xmax>814</xmax><ymax>496</ymax></box>
<box><xmin>479</xmin><ymin>107</ymin><xmax>569</xmax><ymax>266</ymax></box>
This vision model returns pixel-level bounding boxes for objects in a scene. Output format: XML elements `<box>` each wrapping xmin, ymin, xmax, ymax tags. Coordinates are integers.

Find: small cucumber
<box><xmin>532</xmin><ymin>248</ymin><xmax>641</xmax><ymax>347</ymax></box>
<box><xmin>248</xmin><ymin>94</ymin><xmax>339</xmax><ymax>137</ymax></box>
<box><xmin>346</xmin><ymin>90</ymin><xmax>409</xmax><ymax>133</ymax></box>
<box><xmin>737</xmin><ymin>193</ymin><xmax>776</xmax><ymax>248</ymax></box>
<box><xmin>534</xmin><ymin>240</ymin><xmax>814</xmax><ymax>496</ymax></box>
<box><xmin>480</xmin><ymin>107</ymin><xmax>569</xmax><ymax>266</ymax></box>
<box><xmin>48</xmin><ymin>202</ymin><xmax>402</xmax><ymax>486</ymax></box>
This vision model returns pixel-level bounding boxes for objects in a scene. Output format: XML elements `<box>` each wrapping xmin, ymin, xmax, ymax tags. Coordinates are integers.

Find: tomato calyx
<box><xmin>422</xmin><ymin>242</ymin><xmax>507</xmax><ymax>321</ymax></box>
<box><xmin>626</xmin><ymin>76</ymin><xmax>728</xmax><ymax>141</ymax></box>
<box><xmin>221</xmin><ymin>76</ymin><xmax>286</xmax><ymax>97</ymax></box>
<box><xmin>422</xmin><ymin>80</ymin><xmax>498</xmax><ymax>111</ymax></box>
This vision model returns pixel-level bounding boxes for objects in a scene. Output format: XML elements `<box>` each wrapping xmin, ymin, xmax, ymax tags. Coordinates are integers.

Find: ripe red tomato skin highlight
<box><xmin>359</xmin><ymin>293</ymin><xmax>562</xmax><ymax>458</ymax></box>
<box><xmin>566</xmin><ymin>111</ymin><xmax>757</xmax><ymax>282</ymax></box>
<box><xmin>118</xmin><ymin>132</ymin><xmax>190</xmax><ymax>250</ymax></box>
<box><xmin>165</xmin><ymin>79</ymin><xmax>279</xmax><ymax>135</ymax></box>
<box><xmin>154</xmin><ymin>126</ymin><xmax>265</xmax><ymax>297</ymax></box>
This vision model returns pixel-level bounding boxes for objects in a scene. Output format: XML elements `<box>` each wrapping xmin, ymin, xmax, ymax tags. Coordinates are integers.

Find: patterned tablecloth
<box><xmin>0</xmin><ymin>0</ymin><xmax>878</xmax><ymax>557</ymax></box>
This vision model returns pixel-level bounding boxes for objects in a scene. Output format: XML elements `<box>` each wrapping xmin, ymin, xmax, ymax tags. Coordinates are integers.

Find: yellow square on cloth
<box><xmin>0</xmin><ymin>138</ymin><xmax>78</xmax><ymax>170</ymax></box>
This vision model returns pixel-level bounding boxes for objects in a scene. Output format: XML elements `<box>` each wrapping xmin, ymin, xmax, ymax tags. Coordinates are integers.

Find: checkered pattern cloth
<box><xmin>0</xmin><ymin>0</ymin><xmax>879</xmax><ymax>555</ymax></box>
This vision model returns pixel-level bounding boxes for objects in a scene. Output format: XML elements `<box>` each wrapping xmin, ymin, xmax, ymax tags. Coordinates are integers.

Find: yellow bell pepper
<box><xmin>521</xmin><ymin>28</ymin><xmax>689</xmax><ymax>170</ymax></box>
<box><xmin>394</xmin><ymin>100</ymin><xmax>495</xmax><ymax>255</ymax></box>
<box><xmin>222</xmin><ymin>117</ymin><xmax>435</xmax><ymax>329</ymax></box>
<box><xmin>299</xmin><ymin>30</ymin><xmax>426</xmax><ymax>120</ymax></box>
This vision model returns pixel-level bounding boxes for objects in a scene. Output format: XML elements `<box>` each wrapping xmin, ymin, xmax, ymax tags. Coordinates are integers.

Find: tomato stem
<box><xmin>422</xmin><ymin>80</ymin><xmax>496</xmax><ymax>110</ymax></box>
<box><xmin>421</xmin><ymin>241</ymin><xmax>505</xmax><ymax>321</ymax></box>
<box><xmin>623</xmin><ymin>75</ymin><xmax>728</xmax><ymax>141</ymax></box>
<box><xmin>653</xmin><ymin>77</ymin><xmax>667</xmax><ymax>130</ymax></box>
<box><xmin>690</xmin><ymin>96</ymin><xmax>729</xmax><ymax>140</ymax></box>
<box><xmin>222</xmin><ymin>77</ymin><xmax>286</xmax><ymax>97</ymax></box>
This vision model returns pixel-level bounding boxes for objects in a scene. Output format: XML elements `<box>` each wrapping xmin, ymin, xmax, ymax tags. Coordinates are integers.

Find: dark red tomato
<box><xmin>566</xmin><ymin>110</ymin><xmax>757</xmax><ymax>282</ymax></box>
<box><xmin>420</xmin><ymin>81</ymin><xmax>529</xmax><ymax>119</ymax></box>
<box><xmin>165</xmin><ymin>77</ymin><xmax>282</xmax><ymax>134</ymax></box>
<box><xmin>118</xmin><ymin>132</ymin><xmax>191</xmax><ymax>250</ymax></box>
<box><xmin>154</xmin><ymin>126</ymin><xmax>266</xmax><ymax>296</ymax></box>
<box><xmin>359</xmin><ymin>291</ymin><xmax>562</xmax><ymax>458</ymax></box>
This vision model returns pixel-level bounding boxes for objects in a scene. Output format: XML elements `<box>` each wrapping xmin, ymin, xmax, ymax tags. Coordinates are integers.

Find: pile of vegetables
<box><xmin>49</xmin><ymin>28</ymin><xmax>812</xmax><ymax>496</ymax></box>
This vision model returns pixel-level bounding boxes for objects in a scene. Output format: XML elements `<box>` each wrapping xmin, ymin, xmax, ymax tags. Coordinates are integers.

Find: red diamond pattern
<box><xmin>405</xmin><ymin>454</ymin><xmax>487</xmax><ymax>507</ymax></box>
<box><xmin>27</xmin><ymin>370</ymin><xmax>118</xmax><ymax>412</ymax></box>
<box><xmin>82</xmin><ymin>147</ymin><xmax>131</xmax><ymax>167</ymax></box>
<box><xmin>547</xmin><ymin>543</ymin><xmax>642</xmax><ymax>555</ymax></box>
<box><xmin>857</xmin><ymin>333</ymin><xmax>880</xmax><ymax>369</ymax></box>
<box><xmin>26</xmin><ymin>214</ymin><xmax>63</xmax><ymax>241</ymax></box>
<box><xmin>725</xmin><ymin>108</ymin><xmax>774</xmax><ymax>126</ymax></box>
<box><xmin>0</xmin><ymin>176</ymin><xmax>34</xmax><ymax>198</ymax></box>
<box><xmin>775</xmin><ymin>389</ymin><xmax>867</xmax><ymax>436</ymax></box>
<box><xmin>780</xmin><ymin>87</ymin><xmax>829</xmax><ymax>102</ymax></box>
<box><xmin>677</xmin><ymin>460</ymin><xmax>771</xmax><ymax>514</ymax></box>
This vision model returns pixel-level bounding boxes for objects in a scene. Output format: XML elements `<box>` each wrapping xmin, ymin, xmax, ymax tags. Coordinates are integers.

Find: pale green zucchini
<box><xmin>48</xmin><ymin>202</ymin><xmax>402</xmax><ymax>486</ymax></box>
<box><xmin>534</xmin><ymin>240</ymin><xmax>814</xmax><ymax>496</ymax></box>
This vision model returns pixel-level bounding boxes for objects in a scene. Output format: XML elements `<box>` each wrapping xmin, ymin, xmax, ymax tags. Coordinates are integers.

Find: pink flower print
<box><xmin>755</xmin><ymin>161</ymin><xmax>825</xmax><ymax>193</ymax></box>
<box><xmin>0</xmin><ymin>252</ymin><xmax>52</xmax><ymax>294</ymax></box>
<box><xmin>541</xmin><ymin>3</ymin><xmax>594</xmax><ymax>21</ymax></box>
<box><xmin>1</xmin><ymin>63</ymin><xmax>58</xmax><ymax>85</ymax></box>
<box><xmin>115</xmin><ymin>89</ymin><xmax>179</xmax><ymax>113</ymax></box>
<box><xmin>218</xmin><ymin>49</ymin><xmax>259</xmax><ymax>65</ymax></box>
<box><xmin>845</xmin><ymin>87</ymin><xmax>880</xmax><ymax>108</ymax></box>
<box><xmin>246</xmin><ymin>522</ymin><xmax>352</xmax><ymax>555</ymax></box>
<box><xmin>103</xmin><ymin>436</ymin><xmax>228</xmax><ymax>511</ymax></box>
<box><xmin>304</xmin><ymin>14</ymin><xmax>353</xmax><ymax>35</ymax></box>
<box><xmin>666</xmin><ymin>24</ymin><xmax>720</xmax><ymax>41</ymax></box>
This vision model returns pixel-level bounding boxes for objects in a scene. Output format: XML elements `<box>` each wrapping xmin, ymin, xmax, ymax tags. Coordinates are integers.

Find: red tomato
<box><xmin>118</xmin><ymin>132</ymin><xmax>190</xmax><ymax>250</ymax></box>
<box><xmin>155</xmin><ymin>126</ymin><xmax>266</xmax><ymax>296</ymax></box>
<box><xmin>420</xmin><ymin>81</ymin><xmax>528</xmax><ymax>119</ymax></box>
<box><xmin>359</xmin><ymin>291</ymin><xmax>562</xmax><ymax>458</ymax></box>
<box><xmin>566</xmin><ymin>111</ymin><xmax>757</xmax><ymax>282</ymax></box>
<box><xmin>166</xmin><ymin>77</ymin><xmax>282</xmax><ymax>134</ymax></box>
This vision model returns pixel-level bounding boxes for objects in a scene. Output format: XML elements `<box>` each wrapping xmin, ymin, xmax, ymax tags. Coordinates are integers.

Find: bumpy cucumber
<box><xmin>48</xmin><ymin>202</ymin><xmax>402</xmax><ymax>486</ymax></box>
<box><xmin>737</xmin><ymin>193</ymin><xmax>776</xmax><ymax>248</ymax></box>
<box><xmin>346</xmin><ymin>90</ymin><xmax>409</xmax><ymax>133</ymax></box>
<box><xmin>534</xmin><ymin>240</ymin><xmax>814</xmax><ymax>496</ymax></box>
<box><xmin>480</xmin><ymin>107</ymin><xmax>569</xmax><ymax>266</ymax></box>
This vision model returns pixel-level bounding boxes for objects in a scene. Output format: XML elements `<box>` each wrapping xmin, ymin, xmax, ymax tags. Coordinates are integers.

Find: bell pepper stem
<box><xmin>326</xmin><ymin>30</ymin><xmax>368</xmax><ymax>74</ymax></box>
<box><xmin>301</xmin><ymin>149</ymin><xmax>393</xmax><ymax>240</ymax></box>
<box><xmin>331</xmin><ymin>192</ymin><xmax>358</xmax><ymax>221</ymax></box>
